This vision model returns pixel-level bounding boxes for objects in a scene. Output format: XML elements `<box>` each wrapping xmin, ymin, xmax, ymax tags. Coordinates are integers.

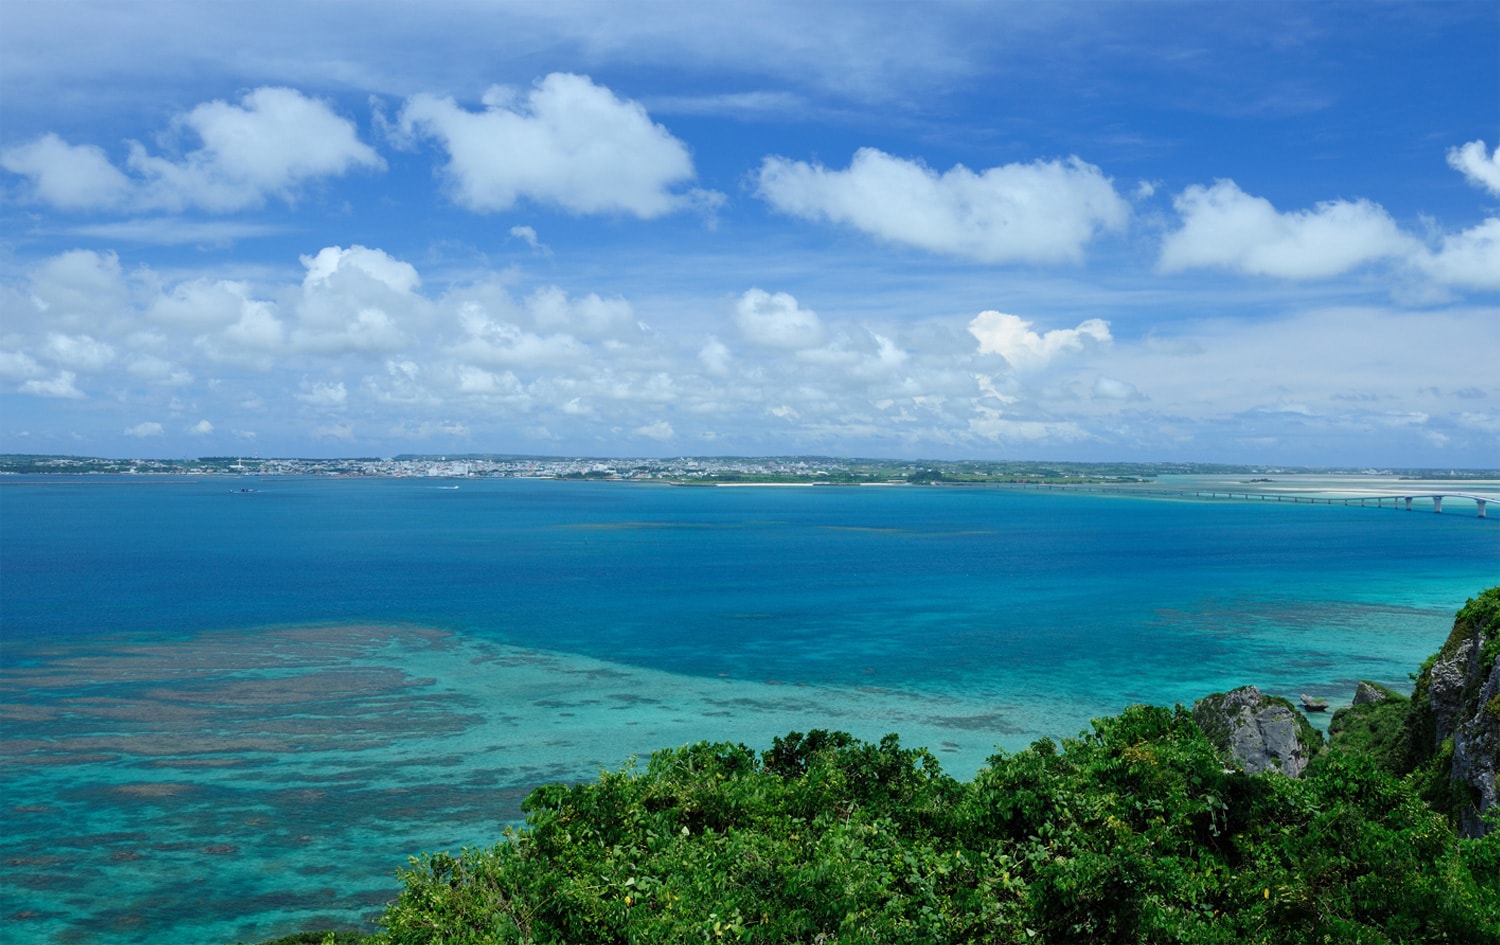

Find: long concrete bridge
<box><xmin>1007</xmin><ymin>483</ymin><xmax>1497</xmax><ymax>517</ymax></box>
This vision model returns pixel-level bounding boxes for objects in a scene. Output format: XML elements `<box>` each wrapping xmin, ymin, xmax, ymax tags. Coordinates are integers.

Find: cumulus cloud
<box><xmin>293</xmin><ymin>245</ymin><xmax>423</xmax><ymax>355</ymax></box>
<box><xmin>968</xmin><ymin>311</ymin><xmax>1111</xmax><ymax>371</ymax></box>
<box><xmin>20</xmin><ymin>371</ymin><xmax>84</xmax><ymax>399</ymax></box>
<box><xmin>1159</xmin><ymin>180</ymin><xmax>1418</xmax><ymax>278</ymax></box>
<box><xmin>126</xmin><ymin>355</ymin><xmax>191</xmax><ymax>387</ymax></box>
<box><xmin>297</xmin><ymin>381</ymin><xmax>348</xmax><ymax>407</ymax></box>
<box><xmin>0</xmin><ymin>351</ymin><xmax>44</xmax><ymax>382</ymax></box>
<box><xmin>23</xmin><ymin>250</ymin><xmax>133</xmax><ymax>333</ymax></box>
<box><xmin>635</xmin><ymin>419</ymin><xmax>676</xmax><ymax>441</ymax></box>
<box><xmin>213</xmin><ymin>300</ymin><xmax>286</xmax><ymax>366</ymax></box>
<box><xmin>1417</xmin><ymin>218</ymin><xmax>1500</xmax><ymax>290</ymax></box>
<box><xmin>735</xmin><ymin>288</ymin><xmax>823</xmax><ymax>349</ymax></box>
<box><xmin>452</xmin><ymin>300</ymin><xmax>588</xmax><ymax>368</ymax></box>
<box><xmin>1448</xmin><ymin>140</ymin><xmax>1500</xmax><ymax>197</ymax></box>
<box><xmin>303</xmin><ymin>244</ymin><xmax>419</xmax><ymax>295</ymax></box>
<box><xmin>313</xmin><ymin>423</ymin><xmax>354</xmax><ymax>440</ymax></box>
<box><xmin>5</xmin><ymin>236</ymin><xmax>1488</xmax><ymax>460</ymax></box>
<box><xmin>189</xmin><ymin>419</ymin><xmax>214</xmax><ymax>435</ymax></box>
<box><xmin>756</xmin><ymin>149</ymin><xmax>1129</xmax><ymax>263</ymax></box>
<box><xmin>2</xmin><ymin>87</ymin><xmax>381</xmax><ymax>213</ymax></box>
<box><xmin>526</xmin><ymin>285</ymin><xmax>633</xmax><ymax>339</ymax></box>
<box><xmin>43</xmin><ymin>333</ymin><xmax>115</xmax><ymax>372</ymax></box>
<box><xmin>398</xmin><ymin>73</ymin><xmax>717</xmax><ymax>217</ymax></box>
<box><xmin>698</xmin><ymin>337</ymin><xmax>732</xmax><ymax>376</ymax></box>
<box><xmin>150</xmin><ymin>278</ymin><xmax>260</xmax><ymax>331</ymax></box>
<box><xmin>967</xmin><ymin>416</ymin><xmax>1089</xmax><ymax>443</ymax></box>
<box><xmin>124</xmin><ymin>421</ymin><xmax>164</xmax><ymax>437</ymax></box>
<box><xmin>0</xmin><ymin>134</ymin><xmax>132</xmax><ymax>209</ymax></box>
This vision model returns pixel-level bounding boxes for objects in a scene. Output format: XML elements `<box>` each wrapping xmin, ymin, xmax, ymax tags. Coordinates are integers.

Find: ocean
<box><xmin>1</xmin><ymin>475</ymin><xmax>1496</xmax><ymax>943</ymax></box>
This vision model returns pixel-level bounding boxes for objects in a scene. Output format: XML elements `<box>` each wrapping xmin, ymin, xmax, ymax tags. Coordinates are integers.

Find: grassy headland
<box><xmin>240</xmin><ymin>589</ymin><xmax>1500</xmax><ymax>945</ymax></box>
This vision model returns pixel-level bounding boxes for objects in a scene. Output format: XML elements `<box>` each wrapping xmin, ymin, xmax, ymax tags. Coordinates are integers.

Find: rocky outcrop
<box><xmin>1192</xmin><ymin>685</ymin><xmax>1322</xmax><ymax>778</ymax></box>
<box><xmin>1408</xmin><ymin>588</ymin><xmax>1500</xmax><ymax>838</ymax></box>
<box><xmin>1353</xmin><ymin>680</ymin><xmax>1397</xmax><ymax>706</ymax></box>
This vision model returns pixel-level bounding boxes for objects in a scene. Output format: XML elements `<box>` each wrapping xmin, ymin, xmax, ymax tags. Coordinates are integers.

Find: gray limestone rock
<box><xmin>1418</xmin><ymin>616</ymin><xmax>1499</xmax><ymax>838</ymax></box>
<box><xmin>1353</xmin><ymin>680</ymin><xmax>1394</xmax><ymax>705</ymax></box>
<box><xmin>1192</xmin><ymin>685</ymin><xmax>1321</xmax><ymax>778</ymax></box>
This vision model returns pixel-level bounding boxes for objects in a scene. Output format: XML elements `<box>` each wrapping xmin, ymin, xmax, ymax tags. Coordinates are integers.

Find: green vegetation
<box><xmin>243</xmin><ymin>591</ymin><xmax>1500</xmax><ymax>944</ymax></box>
<box><xmin>1325</xmin><ymin>684</ymin><xmax>1410</xmax><ymax>774</ymax></box>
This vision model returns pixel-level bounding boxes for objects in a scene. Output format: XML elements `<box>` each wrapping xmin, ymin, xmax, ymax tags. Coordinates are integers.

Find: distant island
<box><xmin>4</xmin><ymin>453</ymin><xmax>1498</xmax><ymax>485</ymax></box>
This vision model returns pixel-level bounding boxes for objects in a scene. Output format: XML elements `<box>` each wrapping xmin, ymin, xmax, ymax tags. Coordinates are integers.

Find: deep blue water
<box><xmin>1</xmin><ymin>476</ymin><xmax>1496</xmax><ymax>942</ymax></box>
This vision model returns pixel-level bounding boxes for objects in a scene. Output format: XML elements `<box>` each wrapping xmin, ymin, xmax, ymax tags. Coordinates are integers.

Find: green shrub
<box><xmin>373</xmin><ymin>711</ymin><xmax>1497</xmax><ymax>944</ymax></box>
<box><xmin>253</xmin><ymin>589</ymin><xmax>1500</xmax><ymax>945</ymax></box>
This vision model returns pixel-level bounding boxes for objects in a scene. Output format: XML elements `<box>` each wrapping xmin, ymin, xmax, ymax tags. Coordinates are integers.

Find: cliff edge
<box><xmin>1406</xmin><ymin>586</ymin><xmax>1500</xmax><ymax>837</ymax></box>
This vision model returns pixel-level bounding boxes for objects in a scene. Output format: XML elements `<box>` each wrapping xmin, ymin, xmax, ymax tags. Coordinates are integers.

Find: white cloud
<box><xmin>0</xmin><ymin>133</ymin><xmax>131</xmax><ymax>209</ymax></box>
<box><xmin>43</xmin><ymin>333</ymin><xmax>115</xmax><ymax>372</ymax></box>
<box><xmin>127</xmin><ymin>355</ymin><xmax>192</xmax><ymax>387</ymax></box>
<box><xmin>124</xmin><ymin>421</ymin><xmax>163</xmax><ymax>437</ymax></box>
<box><xmin>215</xmin><ymin>301</ymin><xmax>286</xmax><ymax>364</ymax></box>
<box><xmin>647</xmin><ymin>90</ymin><xmax>808</xmax><ymax>118</ymax></box>
<box><xmin>64</xmin><ymin>218</ymin><xmax>286</xmax><ymax>245</ymax></box>
<box><xmin>1092</xmin><ymin>375</ymin><xmax>1144</xmax><ymax>401</ymax></box>
<box><xmin>1417</xmin><ymin>218</ymin><xmax>1500</xmax><ymax>290</ymax></box>
<box><xmin>150</xmin><ymin>279</ymin><xmax>258</xmax><ymax>331</ymax></box>
<box><xmin>189</xmin><ymin>419</ymin><xmax>214</xmax><ymax>435</ymax></box>
<box><xmin>509</xmin><ymin>225</ymin><xmax>549</xmax><ymax>253</ymax></box>
<box><xmin>968</xmin><ymin>311</ymin><xmax>1111</xmax><ymax>371</ymax></box>
<box><xmin>128</xmin><ymin>87</ymin><xmax>383</xmax><ymax>211</ymax></box>
<box><xmin>735</xmin><ymin>288</ymin><xmax>823</xmax><ymax>349</ymax></box>
<box><xmin>302</xmin><ymin>244</ymin><xmax>419</xmax><ymax>295</ymax></box>
<box><xmin>3</xmin><ymin>88</ymin><xmax>381</xmax><ymax>213</ymax></box>
<box><xmin>877</xmin><ymin>332</ymin><xmax>909</xmax><ymax>362</ymax></box>
<box><xmin>312</xmin><ymin>422</ymin><xmax>354</xmax><ymax>440</ymax></box>
<box><xmin>967</xmin><ymin>416</ymin><xmax>1089</xmax><ymax>443</ymax></box>
<box><xmin>453</xmin><ymin>365</ymin><xmax>526</xmax><ymax>400</ymax></box>
<box><xmin>698</xmin><ymin>337</ymin><xmax>732</xmax><ymax>376</ymax></box>
<box><xmin>2</xmin><ymin>237</ymin><xmax>1489</xmax><ymax>462</ymax></box>
<box><xmin>635</xmin><ymin>419</ymin><xmax>676</xmax><ymax>441</ymax></box>
<box><xmin>1447</xmin><ymin>140</ymin><xmax>1500</xmax><ymax>197</ymax></box>
<box><xmin>0</xmin><ymin>350</ymin><xmax>44</xmax><ymax>382</ymax></box>
<box><xmin>19</xmin><ymin>371</ymin><xmax>84</xmax><ymax>399</ymax></box>
<box><xmin>24</xmin><ymin>250</ymin><xmax>132</xmax><ymax>333</ymax></box>
<box><xmin>293</xmin><ymin>245</ymin><xmax>423</xmax><ymax>355</ymax></box>
<box><xmin>453</xmin><ymin>302</ymin><xmax>588</xmax><ymax>369</ymax></box>
<box><xmin>1159</xmin><ymin>180</ymin><xmax>1417</xmax><ymax>278</ymax></box>
<box><xmin>398</xmin><ymin>73</ymin><xmax>713</xmax><ymax>218</ymax></box>
<box><xmin>297</xmin><ymin>381</ymin><xmax>348</xmax><ymax>407</ymax></box>
<box><xmin>526</xmin><ymin>286</ymin><xmax>633</xmax><ymax>339</ymax></box>
<box><xmin>756</xmin><ymin>148</ymin><xmax>1129</xmax><ymax>263</ymax></box>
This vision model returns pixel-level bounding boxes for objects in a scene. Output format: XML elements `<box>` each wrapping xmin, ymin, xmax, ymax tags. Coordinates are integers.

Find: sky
<box><xmin>1</xmin><ymin>1</ymin><xmax>1497</xmax><ymax>466</ymax></box>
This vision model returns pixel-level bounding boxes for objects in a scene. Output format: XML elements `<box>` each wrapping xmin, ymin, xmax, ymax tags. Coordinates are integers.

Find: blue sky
<box><xmin>2</xmin><ymin>1</ymin><xmax>1497</xmax><ymax>465</ymax></box>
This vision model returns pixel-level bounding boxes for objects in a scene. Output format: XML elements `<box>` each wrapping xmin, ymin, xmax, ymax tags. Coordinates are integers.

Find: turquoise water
<box><xmin>1</xmin><ymin>477</ymin><xmax>1496</xmax><ymax>942</ymax></box>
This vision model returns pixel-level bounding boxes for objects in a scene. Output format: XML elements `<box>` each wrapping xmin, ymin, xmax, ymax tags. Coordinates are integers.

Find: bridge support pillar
<box><xmin>1478</xmin><ymin>499</ymin><xmax>1487</xmax><ymax>519</ymax></box>
<box><xmin>1432</xmin><ymin>496</ymin><xmax>1443</xmax><ymax>513</ymax></box>
<box><xmin>1404</xmin><ymin>496</ymin><xmax>1413</xmax><ymax>511</ymax></box>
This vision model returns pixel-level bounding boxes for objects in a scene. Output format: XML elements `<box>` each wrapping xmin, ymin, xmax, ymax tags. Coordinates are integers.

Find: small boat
<box><xmin>1300</xmin><ymin>693</ymin><xmax>1329</xmax><ymax>712</ymax></box>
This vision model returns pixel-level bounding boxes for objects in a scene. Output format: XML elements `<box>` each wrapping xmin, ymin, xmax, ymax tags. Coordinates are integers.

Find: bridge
<box><xmin>1005</xmin><ymin>483</ymin><xmax>1497</xmax><ymax>517</ymax></box>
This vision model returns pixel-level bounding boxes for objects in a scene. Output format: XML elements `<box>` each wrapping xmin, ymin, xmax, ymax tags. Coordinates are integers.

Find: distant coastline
<box><xmin>3</xmin><ymin>452</ymin><xmax>1498</xmax><ymax>485</ymax></box>
<box><xmin>5</xmin><ymin>454</ymin><xmax>1497</xmax><ymax>518</ymax></box>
